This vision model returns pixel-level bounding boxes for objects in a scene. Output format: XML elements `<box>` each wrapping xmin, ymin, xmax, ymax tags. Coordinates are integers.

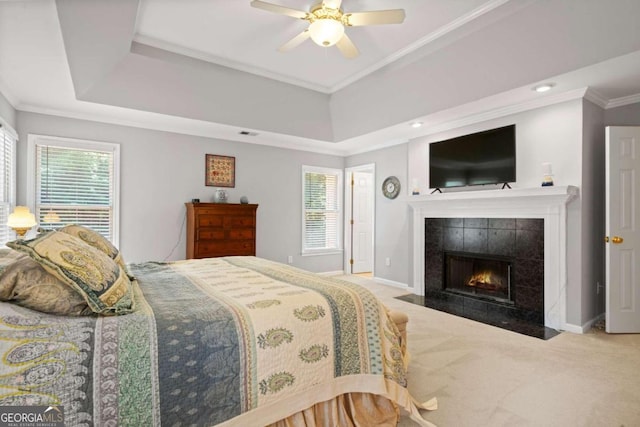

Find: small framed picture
<box><xmin>205</xmin><ymin>154</ymin><xmax>235</xmax><ymax>187</ymax></box>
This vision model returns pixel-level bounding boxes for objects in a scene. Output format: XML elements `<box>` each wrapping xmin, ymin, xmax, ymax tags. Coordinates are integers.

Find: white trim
<box><xmin>15</xmin><ymin>85</ymin><xmax>595</xmax><ymax>158</ymax></box>
<box><xmin>606</xmin><ymin>93</ymin><xmax>640</xmax><ymax>110</ymax></box>
<box><xmin>583</xmin><ymin>88</ymin><xmax>609</xmax><ymax>108</ymax></box>
<box><xmin>331</xmin><ymin>0</ymin><xmax>512</xmax><ymax>92</ymax></box>
<box><xmin>408</xmin><ymin>185</ymin><xmax>579</xmax><ymax>331</ymax></box>
<box><xmin>301</xmin><ymin>250</ymin><xmax>343</xmax><ymax>257</ymax></box>
<box><xmin>26</xmin><ymin>134</ymin><xmax>121</xmax><ymax>247</ymax></box>
<box><xmin>343</xmin><ymin>164</ymin><xmax>376</xmax><ymax>275</ymax></box>
<box><xmin>372</xmin><ymin>276</ymin><xmax>409</xmax><ymax>290</ymax></box>
<box><xmin>133</xmin><ymin>1</ymin><xmax>510</xmax><ymax>95</ymax></box>
<box><xmin>562</xmin><ymin>313</ymin><xmax>604</xmax><ymax>334</ymax></box>
<box><xmin>132</xmin><ymin>36</ymin><xmax>332</xmax><ymax>94</ymax></box>
<box><xmin>0</xmin><ymin>119</ymin><xmax>17</xmax><ymax>141</ymax></box>
<box><xmin>16</xmin><ymin>104</ymin><xmax>347</xmax><ymax>156</ymax></box>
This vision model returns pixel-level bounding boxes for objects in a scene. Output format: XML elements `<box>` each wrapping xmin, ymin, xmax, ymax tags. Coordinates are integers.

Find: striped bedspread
<box><xmin>0</xmin><ymin>256</ymin><xmax>432</xmax><ymax>426</ymax></box>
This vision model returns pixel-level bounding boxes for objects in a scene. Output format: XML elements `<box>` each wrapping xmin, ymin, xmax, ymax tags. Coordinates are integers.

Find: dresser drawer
<box><xmin>197</xmin><ymin>229</ymin><xmax>225</xmax><ymax>240</ymax></box>
<box><xmin>195</xmin><ymin>240</ymin><xmax>254</xmax><ymax>257</ymax></box>
<box><xmin>229</xmin><ymin>229</ymin><xmax>254</xmax><ymax>239</ymax></box>
<box><xmin>224</xmin><ymin>216</ymin><xmax>255</xmax><ymax>227</ymax></box>
<box><xmin>197</xmin><ymin>215</ymin><xmax>223</xmax><ymax>227</ymax></box>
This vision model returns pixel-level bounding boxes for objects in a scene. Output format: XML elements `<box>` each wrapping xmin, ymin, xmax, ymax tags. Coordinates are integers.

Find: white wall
<box><xmin>15</xmin><ymin>111</ymin><xmax>345</xmax><ymax>272</ymax></box>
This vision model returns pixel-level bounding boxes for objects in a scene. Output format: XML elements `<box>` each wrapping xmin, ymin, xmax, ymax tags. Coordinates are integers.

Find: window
<box><xmin>0</xmin><ymin>125</ymin><xmax>16</xmax><ymax>245</ymax></box>
<box><xmin>28</xmin><ymin>135</ymin><xmax>120</xmax><ymax>246</ymax></box>
<box><xmin>302</xmin><ymin>166</ymin><xmax>343</xmax><ymax>254</ymax></box>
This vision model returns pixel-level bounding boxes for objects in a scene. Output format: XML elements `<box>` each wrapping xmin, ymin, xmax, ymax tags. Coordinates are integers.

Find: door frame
<box><xmin>344</xmin><ymin>163</ymin><xmax>376</xmax><ymax>275</ymax></box>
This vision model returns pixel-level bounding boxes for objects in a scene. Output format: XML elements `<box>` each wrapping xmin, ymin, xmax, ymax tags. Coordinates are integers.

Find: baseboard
<box><xmin>562</xmin><ymin>312</ymin><xmax>605</xmax><ymax>334</ymax></box>
<box><xmin>372</xmin><ymin>276</ymin><xmax>410</xmax><ymax>290</ymax></box>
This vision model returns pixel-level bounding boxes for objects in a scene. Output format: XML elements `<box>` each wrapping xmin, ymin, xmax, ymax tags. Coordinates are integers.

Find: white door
<box><xmin>352</xmin><ymin>171</ymin><xmax>374</xmax><ymax>273</ymax></box>
<box><xmin>606</xmin><ymin>126</ymin><xmax>640</xmax><ymax>333</ymax></box>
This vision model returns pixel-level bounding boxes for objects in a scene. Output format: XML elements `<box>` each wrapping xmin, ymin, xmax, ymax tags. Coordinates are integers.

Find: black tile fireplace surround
<box><xmin>403</xmin><ymin>217</ymin><xmax>558</xmax><ymax>339</ymax></box>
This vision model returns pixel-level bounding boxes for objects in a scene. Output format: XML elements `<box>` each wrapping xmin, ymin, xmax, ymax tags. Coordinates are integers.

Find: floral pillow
<box><xmin>7</xmin><ymin>231</ymin><xmax>134</xmax><ymax>315</ymax></box>
<box><xmin>0</xmin><ymin>256</ymin><xmax>93</xmax><ymax>316</ymax></box>
<box><xmin>58</xmin><ymin>224</ymin><xmax>127</xmax><ymax>271</ymax></box>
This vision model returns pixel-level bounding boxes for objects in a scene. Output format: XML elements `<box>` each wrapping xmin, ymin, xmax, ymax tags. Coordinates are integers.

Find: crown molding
<box><xmin>132</xmin><ymin>34</ymin><xmax>333</xmax><ymax>94</ymax></box>
<box><xmin>606</xmin><ymin>92</ymin><xmax>640</xmax><ymax>109</ymax></box>
<box><xmin>16</xmin><ymin>103</ymin><xmax>347</xmax><ymax>156</ymax></box>
<box><xmin>431</xmin><ymin>87</ymin><xmax>589</xmax><ymax>133</ymax></box>
<box><xmin>330</xmin><ymin>0</ymin><xmax>512</xmax><ymax>92</ymax></box>
<box><xmin>13</xmin><ymin>84</ymin><xmax>628</xmax><ymax>159</ymax></box>
<box><xmin>583</xmin><ymin>87</ymin><xmax>609</xmax><ymax>108</ymax></box>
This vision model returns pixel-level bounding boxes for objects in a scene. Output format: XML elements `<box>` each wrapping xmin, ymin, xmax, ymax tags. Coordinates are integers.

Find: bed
<box><xmin>0</xmin><ymin>227</ymin><xmax>436</xmax><ymax>426</ymax></box>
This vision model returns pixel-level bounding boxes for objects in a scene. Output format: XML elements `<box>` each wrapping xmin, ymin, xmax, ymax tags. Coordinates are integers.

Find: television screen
<box><xmin>429</xmin><ymin>124</ymin><xmax>516</xmax><ymax>189</ymax></box>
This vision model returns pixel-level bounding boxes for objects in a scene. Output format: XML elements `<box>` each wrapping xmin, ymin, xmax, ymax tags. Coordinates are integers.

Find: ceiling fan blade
<box><xmin>250</xmin><ymin>0</ymin><xmax>308</xmax><ymax>19</ymax></box>
<box><xmin>336</xmin><ymin>34</ymin><xmax>359</xmax><ymax>59</ymax></box>
<box><xmin>278</xmin><ymin>30</ymin><xmax>310</xmax><ymax>52</ymax></box>
<box><xmin>322</xmin><ymin>0</ymin><xmax>343</xmax><ymax>9</ymax></box>
<box><xmin>345</xmin><ymin>9</ymin><xmax>405</xmax><ymax>26</ymax></box>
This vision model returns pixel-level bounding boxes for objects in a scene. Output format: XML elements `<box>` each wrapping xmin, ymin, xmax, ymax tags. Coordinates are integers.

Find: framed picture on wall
<box><xmin>205</xmin><ymin>154</ymin><xmax>235</xmax><ymax>187</ymax></box>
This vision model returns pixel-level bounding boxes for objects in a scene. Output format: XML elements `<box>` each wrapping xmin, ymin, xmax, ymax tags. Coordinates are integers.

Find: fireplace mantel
<box><xmin>408</xmin><ymin>185</ymin><xmax>579</xmax><ymax>330</ymax></box>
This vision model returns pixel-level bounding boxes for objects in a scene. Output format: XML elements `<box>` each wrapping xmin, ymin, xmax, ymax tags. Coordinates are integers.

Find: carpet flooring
<box><xmin>336</xmin><ymin>275</ymin><xmax>640</xmax><ymax>427</ymax></box>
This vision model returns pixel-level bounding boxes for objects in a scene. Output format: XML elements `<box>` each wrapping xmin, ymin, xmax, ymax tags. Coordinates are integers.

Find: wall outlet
<box><xmin>385</xmin><ymin>257</ymin><xmax>391</xmax><ymax>266</ymax></box>
<box><xmin>288</xmin><ymin>255</ymin><xmax>293</xmax><ymax>264</ymax></box>
<box><xmin>597</xmin><ymin>281</ymin><xmax>603</xmax><ymax>294</ymax></box>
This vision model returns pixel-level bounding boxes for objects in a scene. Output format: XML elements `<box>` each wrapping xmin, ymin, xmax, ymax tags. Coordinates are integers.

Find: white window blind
<box><xmin>35</xmin><ymin>140</ymin><xmax>118</xmax><ymax>244</ymax></box>
<box><xmin>302</xmin><ymin>166</ymin><xmax>343</xmax><ymax>254</ymax></box>
<box><xmin>0</xmin><ymin>126</ymin><xmax>15</xmax><ymax>245</ymax></box>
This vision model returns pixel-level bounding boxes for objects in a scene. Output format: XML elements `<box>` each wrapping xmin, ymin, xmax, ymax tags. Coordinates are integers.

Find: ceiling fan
<box><xmin>250</xmin><ymin>0</ymin><xmax>405</xmax><ymax>59</ymax></box>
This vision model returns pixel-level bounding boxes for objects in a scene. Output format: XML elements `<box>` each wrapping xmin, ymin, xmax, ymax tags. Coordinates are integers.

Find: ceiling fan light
<box><xmin>309</xmin><ymin>19</ymin><xmax>344</xmax><ymax>47</ymax></box>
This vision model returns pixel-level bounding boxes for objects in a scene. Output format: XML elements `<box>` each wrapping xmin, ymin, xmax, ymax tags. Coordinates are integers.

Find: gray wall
<box><xmin>345</xmin><ymin>144</ymin><xmax>409</xmax><ymax>285</ymax></box>
<box><xmin>581</xmin><ymin>100</ymin><xmax>606</xmax><ymax>325</ymax></box>
<box><xmin>15</xmin><ymin>111</ymin><xmax>344</xmax><ymax>272</ymax></box>
<box><xmin>605</xmin><ymin>102</ymin><xmax>640</xmax><ymax>125</ymax></box>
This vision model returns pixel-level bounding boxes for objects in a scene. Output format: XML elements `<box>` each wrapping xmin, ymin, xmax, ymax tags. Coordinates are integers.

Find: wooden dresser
<box><xmin>185</xmin><ymin>203</ymin><xmax>258</xmax><ymax>259</ymax></box>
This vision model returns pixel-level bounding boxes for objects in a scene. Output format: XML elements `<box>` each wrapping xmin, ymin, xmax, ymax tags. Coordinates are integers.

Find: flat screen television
<box><xmin>429</xmin><ymin>124</ymin><xmax>516</xmax><ymax>189</ymax></box>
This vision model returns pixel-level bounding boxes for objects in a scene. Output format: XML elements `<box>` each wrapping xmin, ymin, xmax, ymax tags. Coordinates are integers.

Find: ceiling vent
<box><xmin>239</xmin><ymin>131</ymin><xmax>259</xmax><ymax>136</ymax></box>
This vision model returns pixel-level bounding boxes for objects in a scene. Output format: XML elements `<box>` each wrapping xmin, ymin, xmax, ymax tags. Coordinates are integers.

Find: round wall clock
<box><xmin>382</xmin><ymin>176</ymin><xmax>401</xmax><ymax>199</ymax></box>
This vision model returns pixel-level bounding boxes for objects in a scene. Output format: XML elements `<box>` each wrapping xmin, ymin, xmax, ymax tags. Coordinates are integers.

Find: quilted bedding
<box><xmin>0</xmin><ymin>256</ymin><xmax>432</xmax><ymax>426</ymax></box>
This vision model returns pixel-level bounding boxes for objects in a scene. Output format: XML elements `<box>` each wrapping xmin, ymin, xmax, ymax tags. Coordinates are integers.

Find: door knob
<box><xmin>612</xmin><ymin>236</ymin><xmax>624</xmax><ymax>244</ymax></box>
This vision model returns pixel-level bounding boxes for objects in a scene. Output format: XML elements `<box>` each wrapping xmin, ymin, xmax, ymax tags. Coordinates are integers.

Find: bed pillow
<box><xmin>0</xmin><ymin>248</ymin><xmax>27</xmax><ymax>275</ymax></box>
<box><xmin>7</xmin><ymin>231</ymin><xmax>134</xmax><ymax>315</ymax></box>
<box><xmin>0</xmin><ymin>256</ymin><xmax>93</xmax><ymax>316</ymax></box>
<box><xmin>58</xmin><ymin>224</ymin><xmax>127</xmax><ymax>271</ymax></box>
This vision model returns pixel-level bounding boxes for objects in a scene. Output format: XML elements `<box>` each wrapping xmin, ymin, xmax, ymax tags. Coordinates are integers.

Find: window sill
<box><xmin>301</xmin><ymin>250</ymin><xmax>343</xmax><ymax>257</ymax></box>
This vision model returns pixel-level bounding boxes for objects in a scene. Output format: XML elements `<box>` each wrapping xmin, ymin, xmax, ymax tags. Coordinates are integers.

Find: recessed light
<box><xmin>410</xmin><ymin>122</ymin><xmax>423</xmax><ymax>128</ymax></box>
<box><xmin>533</xmin><ymin>83</ymin><xmax>555</xmax><ymax>93</ymax></box>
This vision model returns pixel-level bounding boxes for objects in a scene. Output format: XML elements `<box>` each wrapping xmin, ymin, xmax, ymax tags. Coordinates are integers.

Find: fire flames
<box><xmin>467</xmin><ymin>271</ymin><xmax>504</xmax><ymax>291</ymax></box>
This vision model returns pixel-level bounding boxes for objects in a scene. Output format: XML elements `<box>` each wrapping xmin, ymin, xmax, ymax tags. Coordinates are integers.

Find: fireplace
<box><xmin>444</xmin><ymin>252</ymin><xmax>513</xmax><ymax>304</ymax></box>
<box><xmin>423</xmin><ymin>217</ymin><xmax>545</xmax><ymax>326</ymax></box>
<box><xmin>408</xmin><ymin>186</ymin><xmax>579</xmax><ymax>332</ymax></box>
